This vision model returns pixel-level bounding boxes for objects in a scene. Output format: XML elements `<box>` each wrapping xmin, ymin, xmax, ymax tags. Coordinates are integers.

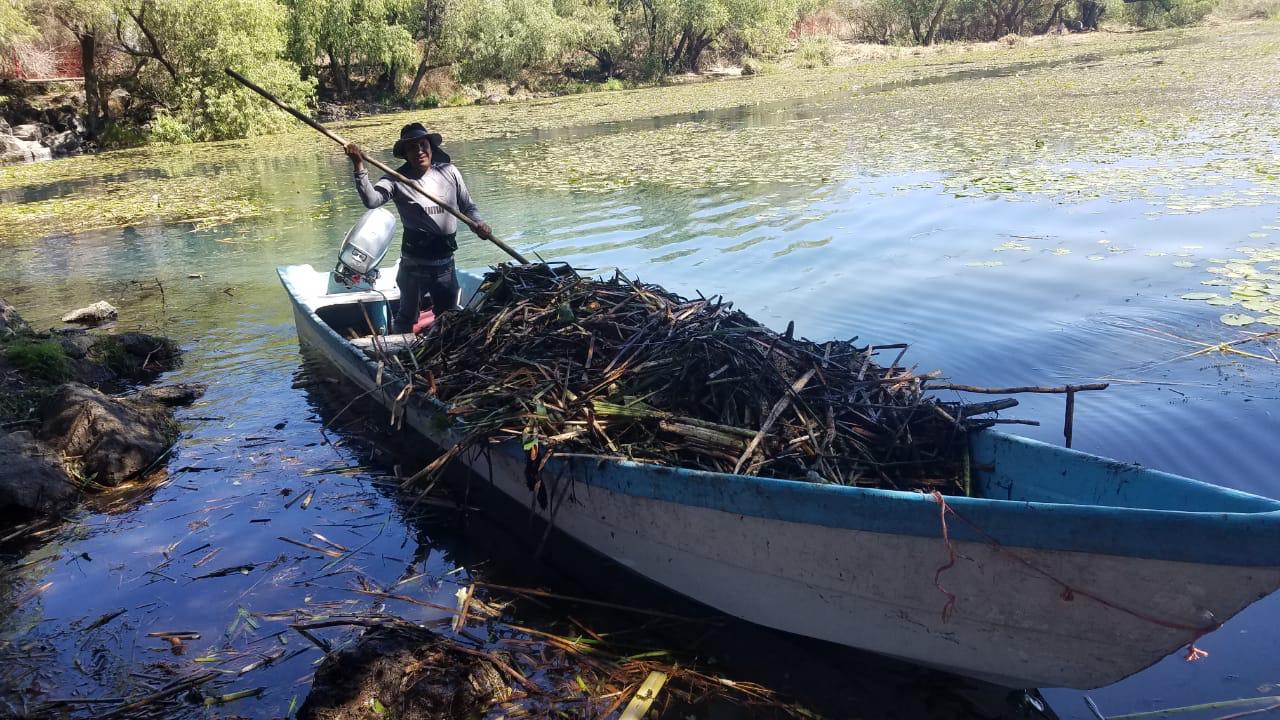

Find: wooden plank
<box><xmin>351</xmin><ymin>333</ymin><xmax>417</xmax><ymax>354</ymax></box>
<box><xmin>619</xmin><ymin>670</ymin><xmax>668</xmax><ymax>720</ymax></box>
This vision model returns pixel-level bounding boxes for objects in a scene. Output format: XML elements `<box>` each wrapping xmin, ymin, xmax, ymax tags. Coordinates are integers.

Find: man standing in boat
<box><xmin>345</xmin><ymin>123</ymin><xmax>491</xmax><ymax>333</ymax></box>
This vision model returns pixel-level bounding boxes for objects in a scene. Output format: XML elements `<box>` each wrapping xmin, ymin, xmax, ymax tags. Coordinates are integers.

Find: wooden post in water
<box><xmin>1065</xmin><ymin>388</ymin><xmax>1076</xmax><ymax>448</ymax></box>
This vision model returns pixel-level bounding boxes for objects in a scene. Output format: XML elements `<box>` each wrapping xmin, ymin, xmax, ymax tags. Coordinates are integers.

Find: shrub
<box><xmin>795</xmin><ymin>36</ymin><xmax>837</xmax><ymax>68</ymax></box>
<box><xmin>147</xmin><ymin>112</ymin><xmax>197</xmax><ymax>145</ymax></box>
<box><xmin>98</xmin><ymin>121</ymin><xmax>148</xmax><ymax>150</ymax></box>
<box><xmin>1121</xmin><ymin>0</ymin><xmax>1216</xmax><ymax>27</ymax></box>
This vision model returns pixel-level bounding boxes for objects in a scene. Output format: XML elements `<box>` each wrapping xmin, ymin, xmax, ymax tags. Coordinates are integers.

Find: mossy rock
<box><xmin>87</xmin><ymin>332</ymin><xmax>181</xmax><ymax>382</ymax></box>
<box><xmin>2</xmin><ymin>337</ymin><xmax>73</xmax><ymax>384</ymax></box>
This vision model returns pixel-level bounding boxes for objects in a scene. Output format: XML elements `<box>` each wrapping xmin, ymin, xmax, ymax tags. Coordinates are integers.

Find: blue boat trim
<box><xmin>548</xmin><ymin>453</ymin><xmax>1280</xmax><ymax>568</ymax></box>
<box><xmin>280</xmin><ymin>265</ymin><xmax>1280</xmax><ymax>571</ymax></box>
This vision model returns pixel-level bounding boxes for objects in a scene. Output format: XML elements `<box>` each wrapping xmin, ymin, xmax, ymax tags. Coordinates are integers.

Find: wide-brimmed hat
<box><xmin>392</xmin><ymin>122</ymin><xmax>451</xmax><ymax>163</ymax></box>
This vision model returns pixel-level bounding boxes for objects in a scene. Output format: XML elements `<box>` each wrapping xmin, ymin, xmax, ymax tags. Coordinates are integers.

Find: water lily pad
<box><xmin>1206</xmin><ymin>296</ymin><xmax>1239</xmax><ymax>306</ymax></box>
<box><xmin>1220</xmin><ymin>313</ymin><xmax>1256</xmax><ymax>326</ymax></box>
<box><xmin>1173</xmin><ymin>261</ymin><xmax>1196</xmax><ymax>268</ymax></box>
<box><xmin>1180</xmin><ymin>292</ymin><xmax>1218</xmax><ymax>300</ymax></box>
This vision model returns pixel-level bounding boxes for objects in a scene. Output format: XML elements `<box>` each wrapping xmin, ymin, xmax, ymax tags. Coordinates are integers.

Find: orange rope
<box><xmin>929</xmin><ymin>491</ymin><xmax>1219</xmax><ymax>662</ymax></box>
<box><xmin>932</xmin><ymin>491</ymin><xmax>958</xmax><ymax>622</ymax></box>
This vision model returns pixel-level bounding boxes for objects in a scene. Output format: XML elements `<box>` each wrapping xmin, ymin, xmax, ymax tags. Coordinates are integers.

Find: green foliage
<box><xmin>97</xmin><ymin>120</ymin><xmax>148</xmax><ymax>149</ymax></box>
<box><xmin>1121</xmin><ymin>0</ymin><xmax>1216</xmax><ymax>26</ymax></box>
<box><xmin>117</xmin><ymin>0</ymin><xmax>315</xmax><ymax>142</ymax></box>
<box><xmin>795</xmin><ymin>36</ymin><xmax>836</xmax><ymax>67</ymax></box>
<box><xmin>440</xmin><ymin>0</ymin><xmax>572</xmax><ymax>82</ymax></box>
<box><xmin>285</xmin><ymin>0</ymin><xmax>417</xmax><ymax>90</ymax></box>
<box><xmin>416</xmin><ymin>93</ymin><xmax>441</xmax><ymax>109</ymax></box>
<box><xmin>0</xmin><ymin>0</ymin><xmax>35</xmax><ymax>52</ymax></box>
<box><xmin>146</xmin><ymin>112</ymin><xmax>196</xmax><ymax>145</ymax></box>
<box><xmin>3</xmin><ymin>339</ymin><xmax>73</xmax><ymax>384</ymax></box>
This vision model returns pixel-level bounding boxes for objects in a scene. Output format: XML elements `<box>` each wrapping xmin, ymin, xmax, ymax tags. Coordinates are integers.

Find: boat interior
<box><xmin>970</xmin><ymin>431</ymin><xmax>1280</xmax><ymax>513</ymax></box>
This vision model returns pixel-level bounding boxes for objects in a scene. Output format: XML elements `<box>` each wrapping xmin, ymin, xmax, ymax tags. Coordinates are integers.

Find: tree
<box><xmin>438</xmin><ymin>0</ymin><xmax>568</xmax><ymax>82</ymax></box>
<box><xmin>285</xmin><ymin>0</ymin><xmax>418</xmax><ymax>95</ymax></box>
<box><xmin>1</xmin><ymin>0</ymin><xmax>35</xmax><ymax>54</ymax></box>
<box><xmin>116</xmin><ymin>0</ymin><xmax>313</xmax><ymax>141</ymax></box>
<box><xmin>554</xmin><ymin>0</ymin><xmax>619</xmax><ymax>78</ymax></box>
<box><xmin>404</xmin><ymin>0</ymin><xmax>449</xmax><ymax>100</ymax></box>
<box><xmin>24</xmin><ymin>0</ymin><xmax>114</xmax><ymax>136</ymax></box>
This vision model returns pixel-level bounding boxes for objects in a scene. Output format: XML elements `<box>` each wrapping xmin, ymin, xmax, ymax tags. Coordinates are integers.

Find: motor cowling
<box><xmin>333</xmin><ymin>207</ymin><xmax>396</xmax><ymax>288</ymax></box>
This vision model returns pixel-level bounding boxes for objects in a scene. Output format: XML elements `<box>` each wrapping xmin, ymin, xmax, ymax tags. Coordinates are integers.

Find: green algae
<box><xmin>498</xmin><ymin>25</ymin><xmax>1280</xmax><ymax>215</ymax></box>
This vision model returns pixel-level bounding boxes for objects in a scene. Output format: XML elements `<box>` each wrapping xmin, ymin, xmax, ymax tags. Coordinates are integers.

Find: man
<box><xmin>345</xmin><ymin>122</ymin><xmax>491</xmax><ymax>333</ymax></box>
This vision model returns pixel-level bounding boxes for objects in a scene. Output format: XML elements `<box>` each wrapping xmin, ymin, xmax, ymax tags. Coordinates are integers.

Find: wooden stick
<box><xmin>225</xmin><ymin>68</ymin><xmax>529</xmax><ymax>264</ymax></box>
<box><xmin>733</xmin><ymin>368</ymin><xmax>816</xmax><ymax>474</ymax></box>
<box><xmin>929</xmin><ymin>382</ymin><xmax>1108</xmax><ymax>394</ymax></box>
<box><xmin>619</xmin><ymin>671</ymin><xmax>668</xmax><ymax>720</ymax></box>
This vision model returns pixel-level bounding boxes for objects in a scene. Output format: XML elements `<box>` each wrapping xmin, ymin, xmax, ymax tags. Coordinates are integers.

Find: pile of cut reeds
<box><xmin>404</xmin><ymin>263</ymin><xmax>1016</xmax><ymax>495</ymax></box>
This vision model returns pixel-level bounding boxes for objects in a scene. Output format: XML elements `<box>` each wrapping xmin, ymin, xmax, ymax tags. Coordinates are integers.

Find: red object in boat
<box><xmin>412</xmin><ymin>309</ymin><xmax>436</xmax><ymax>334</ymax></box>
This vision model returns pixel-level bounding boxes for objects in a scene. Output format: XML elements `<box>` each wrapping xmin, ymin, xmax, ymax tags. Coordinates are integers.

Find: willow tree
<box><xmin>116</xmin><ymin>0</ymin><xmax>313</xmax><ymax>141</ymax></box>
<box><xmin>285</xmin><ymin>0</ymin><xmax>417</xmax><ymax>95</ymax></box>
<box><xmin>623</xmin><ymin>0</ymin><xmax>806</xmax><ymax>76</ymax></box>
<box><xmin>18</xmin><ymin>0</ymin><xmax>115</xmax><ymax>136</ymax></box>
<box><xmin>438</xmin><ymin>0</ymin><xmax>570</xmax><ymax>82</ymax></box>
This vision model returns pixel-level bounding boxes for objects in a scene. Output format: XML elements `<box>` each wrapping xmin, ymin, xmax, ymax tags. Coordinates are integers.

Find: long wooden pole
<box><xmin>225</xmin><ymin>68</ymin><xmax>529</xmax><ymax>264</ymax></box>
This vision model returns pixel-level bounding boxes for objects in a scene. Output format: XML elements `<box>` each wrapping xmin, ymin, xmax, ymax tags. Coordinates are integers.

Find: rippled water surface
<box><xmin>3</xmin><ymin>23</ymin><xmax>1280</xmax><ymax>720</ymax></box>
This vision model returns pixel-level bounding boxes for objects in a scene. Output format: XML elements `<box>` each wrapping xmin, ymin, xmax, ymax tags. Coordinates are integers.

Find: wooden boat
<box><xmin>279</xmin><ymin>261</ymin><xmax>1280</xmax><ymax>690</ymax></box>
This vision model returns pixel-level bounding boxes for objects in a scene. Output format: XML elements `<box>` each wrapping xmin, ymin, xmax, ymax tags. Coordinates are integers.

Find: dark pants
<box><xmin>395</xmin><ymin>255</ymin><xmax>459</xmax><ymax>332</ymax></box>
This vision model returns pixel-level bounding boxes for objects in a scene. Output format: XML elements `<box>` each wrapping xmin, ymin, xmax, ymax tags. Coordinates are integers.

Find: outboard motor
<box><xmin>327</xmin><ymin>207</ymin><xmax>397</xmax><ymax>335</ymax></box>
<box><xmin>333</xmin><ymin>207</ymin><xmax>397</xmax><ymax>289</ymax></box>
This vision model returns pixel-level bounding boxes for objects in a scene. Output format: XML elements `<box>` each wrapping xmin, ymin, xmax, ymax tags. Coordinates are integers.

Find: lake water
<box><xmin>2</xmin><ymin>26</ymin><xmax>1279</xmax><ymax>720</ymax></box>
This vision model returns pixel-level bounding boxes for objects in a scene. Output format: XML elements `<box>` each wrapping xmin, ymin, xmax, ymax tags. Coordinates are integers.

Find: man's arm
<box><xmin>346</xmin><ymin>143</ymin><xmax>393</xmax><ymax>209</ymax></box>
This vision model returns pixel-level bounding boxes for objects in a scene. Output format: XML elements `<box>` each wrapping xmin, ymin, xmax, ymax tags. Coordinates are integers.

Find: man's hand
<box><xmin>474</xmin><ymin>222</ymin><xmax>492</xmax><ymax>238</ymax></box>
<box><xmin>344</xmin><ymin>143</ymin><xmax>364</xmax><ymax>171</ymax></box>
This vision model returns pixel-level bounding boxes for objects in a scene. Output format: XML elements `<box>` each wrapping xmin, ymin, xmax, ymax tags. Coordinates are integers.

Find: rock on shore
<box><xmin>0</xmin><ymin>90</ymin><xmax>91</xmax><ymax>164</ymax></box>
<box><xmin>0</xmin><ymin>299</ymin><xmax>202</xmax><ymax>521</ymax></box>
